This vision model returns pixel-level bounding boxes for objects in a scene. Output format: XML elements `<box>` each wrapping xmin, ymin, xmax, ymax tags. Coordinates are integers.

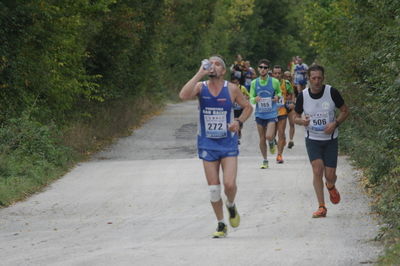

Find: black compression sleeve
<box><xmin>330</xmin><ymin>87</ymin><xmax>345</xmax><ymax>108</ymax></box>
<box><xmin>295</xmin><ymin>92</ymin><xmax>304</xmax><ymax>114</ymax></box>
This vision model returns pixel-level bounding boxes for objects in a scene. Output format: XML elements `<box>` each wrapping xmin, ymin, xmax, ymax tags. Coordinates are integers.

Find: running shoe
<box><xmin>260</xmin><ymin>160</ymin><xmax>269</xmax><ymax>169</ymax></box>
<box><xmin>269</xmin><ymin>141</ymin><xmax>276</xmax><ymax>154</ymax></box>
<box><xmin>212</xmin><ymin>222</ymin><xmax>227</xmax><ymax>238</ymax></box>
<box><xmin>226</xmin><ymin>204</ymin><xmax>240</xmax><ymax>228</ymax></box>
<box><xmin>312</xmin><ymin>206</ymin><xmax>327</xmax><ymax>218</ymax></box>
<box><xmin>276</xmin><ymin>154</ymin><xmax>284</xmax><ymax>164</ymax></box>
<box><xmin>288</xmin><ymin>141</ymin><xmax>294</xmax><ymax>149</ymax></box>
<box><xmin>326</xmin><ymin>183</ymin><xmax>341</xmax><ymax>204</ymax></box>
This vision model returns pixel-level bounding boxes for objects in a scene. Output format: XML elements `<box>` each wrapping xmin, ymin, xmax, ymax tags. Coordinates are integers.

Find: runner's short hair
<box><xmin>258</xmin><ymin>59</ymin><xmax>270</xmax><ymax>67</ymax></box>
<box><xmin>209</xmin><ymin>55</ymin><xmax>226</xmax><ymax>69</ymax></box>
<box><xmin>307</xmin><ymin>64</ymin><xmax>325</xmax><ymax>77</ymax></box>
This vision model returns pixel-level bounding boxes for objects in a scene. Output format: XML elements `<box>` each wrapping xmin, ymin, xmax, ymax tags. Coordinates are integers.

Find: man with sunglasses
<box><xmin>249</xmin><ymin>59</ymin><xmax>282</xmax><ymax>169</ymax></box>
<box><xmin>179</xmin><ymin>55</ymin><xmax>253</xmax><ymax>238</ymax></box>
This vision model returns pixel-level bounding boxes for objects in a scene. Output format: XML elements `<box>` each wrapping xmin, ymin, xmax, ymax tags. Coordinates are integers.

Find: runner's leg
<box><xmin>265</xmin><ymin>121</ymin><xmax>276</xmax><ymax>142</ymax></box>
<box><xmin>311</xmin><ymin>159</ymin><xmax>325</xmax><ymax>206</ymax></box>
<box><xmin>257</xmin><ymin>124</ymin><xmax>267</xmax><ymax>160</ymax></box>
<box><xmin>325</xmin><ymin>167</ymin><xmax>337</xmax><ymax>188</ymax></box>
<box><xmin>288</xmin><ymin>111</ymin><xmax>295</xmax><ymax>145</ymax></box>
<box><xmin>221</xmin><ymin>156</ymin><xmax>238</xmax><ymax>203</ymax></box>
<box><xmin>277</xmin><ymin>117</ymin><xmax>287</xmax><ymax>155</ymax></box>
<box><xmin>203</xmin><ymin>160</ymin><xmax>223</xmax><ymax>220</ymax></box>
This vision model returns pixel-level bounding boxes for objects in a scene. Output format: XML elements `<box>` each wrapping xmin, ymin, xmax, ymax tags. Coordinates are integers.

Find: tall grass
<box><xmin>0</xmin><ymin>96</ymin><xmax>163</xmax><ymax>207</ymax></box>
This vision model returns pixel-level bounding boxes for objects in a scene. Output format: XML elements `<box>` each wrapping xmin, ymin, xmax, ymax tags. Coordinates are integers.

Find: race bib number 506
<box><xmin>310</xmin><ymin>112</ymin><xmax>329</xmax><ymax>131</ymax></box>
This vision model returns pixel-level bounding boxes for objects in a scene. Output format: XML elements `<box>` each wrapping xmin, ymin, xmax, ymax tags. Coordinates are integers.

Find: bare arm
<box><xmin>179</xmin><ymin>66</ymin><xmax>209</xmax><ymax>100</ymax></box>
<box><xmin>294</xmin><ymin>112</ymin><xmax>310</xmax><ymax>127</ymax></box>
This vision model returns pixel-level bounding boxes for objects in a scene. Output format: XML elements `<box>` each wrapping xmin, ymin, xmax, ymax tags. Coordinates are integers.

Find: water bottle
<box><xmin>201</xmin><ymin>59</ymin><xmax>211</xmax><ymax>70</ymax></box>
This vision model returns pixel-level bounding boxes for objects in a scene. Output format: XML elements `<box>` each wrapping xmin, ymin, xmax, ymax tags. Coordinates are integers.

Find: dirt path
<box><xmin>0</xmin><ymin>101</ymin><xmax>382</xmax><ymax>265</ymax></box>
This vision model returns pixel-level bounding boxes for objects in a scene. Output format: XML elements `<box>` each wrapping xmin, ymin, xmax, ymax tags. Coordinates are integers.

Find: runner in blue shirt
<box><xmin>179</xmin><ymin>55</ymin><xmax>253</xmax><ymax>238</ymax></box>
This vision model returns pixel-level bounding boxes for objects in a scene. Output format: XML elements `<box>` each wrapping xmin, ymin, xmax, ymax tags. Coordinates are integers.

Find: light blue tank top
<box><xmin>254</xmin><ymin>78</ymin><xmax>278</xmax><ymax>119</ymax></box>
<box><xmin>197</xmin><ymin>81</ymin><xmax>238</xmax><ymax>151</ymax></box>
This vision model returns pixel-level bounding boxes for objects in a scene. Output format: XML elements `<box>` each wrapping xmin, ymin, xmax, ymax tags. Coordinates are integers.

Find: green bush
<box><xmin>299</xmin><ymin>0</ymin><xmax>400</xmax><ymax>262</ymax></box>
<box><xmin>0</xmin><ymin>114</ymin><xmax>73</xmax><ymax>206</ymax></box>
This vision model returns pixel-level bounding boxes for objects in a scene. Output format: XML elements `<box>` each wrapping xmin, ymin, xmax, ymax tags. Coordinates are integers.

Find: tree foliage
<box><xmin>299</xmin><ymin>0</ymin><xmax>400</xmax><ymax>261</ymax></box>
<box><xmin>0</xmin><ymin>0</ymin><xmax>311</xmax><ymax>205</ymax></box>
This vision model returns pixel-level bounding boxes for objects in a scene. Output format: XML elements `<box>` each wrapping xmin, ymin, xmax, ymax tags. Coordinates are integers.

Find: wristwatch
<box><xmin>335</xmin><ymin>119</ymin><xmax>340</xmax><ymax>128</ymax></box>
<box><xmin>236</xmin><ymin>120</ymin><xmax>243</xmax><ymax>128</ymax></box>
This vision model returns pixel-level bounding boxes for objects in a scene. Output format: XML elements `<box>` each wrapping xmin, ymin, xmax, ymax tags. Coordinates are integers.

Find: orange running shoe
<box><xmin>312</xmin><ymin>206</ymin><xmax>327</xmax><ymax>218</ymax></box>
<box><xmin>276</xmin><ymin>154</ymin><xmax>284</xmax><ymax>164</ymax></box>
<box><xmin>326</xmin><ymin>183</ymin><xmax>341</xmax><ymax>204</ymax></box>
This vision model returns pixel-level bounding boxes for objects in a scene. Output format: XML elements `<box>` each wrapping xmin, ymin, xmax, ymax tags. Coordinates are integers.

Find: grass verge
<box><xmin>0</xmin><ymin>96</ymin><xmax>165</xmax><ymax>207</ymax></box>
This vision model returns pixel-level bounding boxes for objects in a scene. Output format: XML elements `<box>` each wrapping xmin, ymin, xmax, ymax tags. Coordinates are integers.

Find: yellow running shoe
<box><xmin>226</xmin><ymin>204</ymin><xmax>240</xmax><ymax>228</ymax></box>
<box><xmin>269</xmin><ymin>139</ymin><xmax>276</xmax><ymax>154</ymax></box>
<box><xmin>260</xmin><ymin>160</ymin><xmax>269</xmax><ymax>169</ymax></box>
<box><xmin>212</xmin><ymin>222</ymin><xmax>227</xmax><ymax>238</ymax></box>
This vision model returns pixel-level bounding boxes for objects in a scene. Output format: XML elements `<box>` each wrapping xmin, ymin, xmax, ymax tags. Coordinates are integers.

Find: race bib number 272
<box><xmin>204</xmin><ymin>114</ymin><xmax>227</xmax><ymax>138</ymax></box>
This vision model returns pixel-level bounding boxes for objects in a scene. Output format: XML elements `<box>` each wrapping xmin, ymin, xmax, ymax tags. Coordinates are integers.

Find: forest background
<box><xmin>0</xmin><ymin>0</ymin><xmax>398</xmax><ymax>264</ymax></box>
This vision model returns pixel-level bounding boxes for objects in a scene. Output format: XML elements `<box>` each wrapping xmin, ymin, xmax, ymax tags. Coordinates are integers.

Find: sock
<box><xmin>218</xmin><ymin>219</ymin><xmax>226</xmax><ymax>224</ymax></box>
<box><xmin>226</xmin><ymin>201</ymin><xmax>235</xmax><ymax>208</ymax></box>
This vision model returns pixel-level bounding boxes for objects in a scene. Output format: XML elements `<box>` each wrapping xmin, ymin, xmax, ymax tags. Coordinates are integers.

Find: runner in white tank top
<box><xmin>294</xmin><ymin>65</ymin><xmax>349</xmax><ymax>218</ymax></box>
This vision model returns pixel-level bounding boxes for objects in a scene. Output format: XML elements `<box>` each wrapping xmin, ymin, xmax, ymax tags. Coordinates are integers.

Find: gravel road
<box><xmin>0</xmin><ymin>101</ymin><xmax>382</xmax><ymax>265</ymax></box>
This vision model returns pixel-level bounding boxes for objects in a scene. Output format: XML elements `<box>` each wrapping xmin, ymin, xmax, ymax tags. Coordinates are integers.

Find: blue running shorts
<box><xmin>198</xmin><ymin>148</ymin><xmax>239</xmax><ymax>162</ymax></box>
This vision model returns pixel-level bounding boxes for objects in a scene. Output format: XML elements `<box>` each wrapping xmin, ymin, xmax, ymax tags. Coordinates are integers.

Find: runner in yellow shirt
<box><xmin>231</xmin><ymin>75</ymin><xmax>250</xmax><ymax>143</ymax></box>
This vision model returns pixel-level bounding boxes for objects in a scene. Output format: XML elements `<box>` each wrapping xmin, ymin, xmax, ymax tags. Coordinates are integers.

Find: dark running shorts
<box><xmin>295</xmin><ymin>79</ymin><xmax>307</xmax><ymax>86</ymax></box>
<box><xmin>234</xmin><ymin>109</ymin><xmax>243</xmax><ymax>118</ymax></box>
<box><xmin>255</xmin><ymin>117</ymin><xmax>278</xmax><ymax>127</ymax></box>
<box><xmin>305</xmin><ymin>138</ymin><xmax>338</xmax><ymax>168</ymax></box>
<box><xmin>278</xmin><ymin>115</ymin><xmax>288</xmax><ymax>121</ymax></box>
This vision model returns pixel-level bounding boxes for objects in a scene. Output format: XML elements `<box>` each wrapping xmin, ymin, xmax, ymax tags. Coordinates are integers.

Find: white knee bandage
<box><xmin>209</xmin><ymin>185</ymin><xmax>221</xmax><ymax>202</ymax></box>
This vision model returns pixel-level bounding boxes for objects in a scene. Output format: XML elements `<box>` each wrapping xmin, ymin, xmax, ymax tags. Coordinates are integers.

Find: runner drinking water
<box><xmin>179</xmin><ymin>55</ymin><xmax>253</xmax><ymax>237</ymax></box>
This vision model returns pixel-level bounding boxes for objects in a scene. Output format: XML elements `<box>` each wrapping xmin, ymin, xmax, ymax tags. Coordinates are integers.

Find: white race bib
<box><xmin>258</xmin><ymin>97</ymin><xmax>272</xmax><ymax>112</ymax></box>
<box><xmin>205</xmin><ymin>115</ymin><xmax>227</xmax><ymax>138</ymax></box>
<box><xmin>310</xmin><ymin>112</ymin><xmax>329</xmax><ymax>131</ymax></box>
<box><xmin>245</xmin><ymin>78</ymin><xmax>252</xmax><ymax>86</ymax></box>
<box><xmin>277</xmin><ymin>96</ymin><xmax>284</xmax><ymax>106</ymax></box>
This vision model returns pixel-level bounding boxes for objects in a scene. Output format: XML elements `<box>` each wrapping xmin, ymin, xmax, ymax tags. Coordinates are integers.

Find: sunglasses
<box><xmin>258</xmin><ymin>66</ymin><xmax>269</xmax><ymax>69</ymax></box>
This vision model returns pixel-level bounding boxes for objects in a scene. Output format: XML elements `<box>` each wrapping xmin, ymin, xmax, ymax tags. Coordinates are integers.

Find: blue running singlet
<box><xmin>254</xmin><ymin>78</ymin><xmax>278</xmax><ymax>120</ymax></box>
<box><xmin>197</xmin><ymin>81</ymin><xmax>238</xmax><ymax>152</ymax></box>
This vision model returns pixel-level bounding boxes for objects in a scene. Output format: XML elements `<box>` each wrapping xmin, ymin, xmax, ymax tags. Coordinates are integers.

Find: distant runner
<box><xmin>294</xmin><ymin>57</ymin><xmax>308</xmax><ymax>93</ymax></box>
<box><xmin>272</xmin><ymin>65</ymin><xmax>294</xmax><ymax>163</ymax></box>
<box><xmin>249</xmin><ymin>59</ymin><xmax>281</xmax><ymax>169</ymax></box>
<box><xmin>231</xmin><ymin>75</ymin><xmax>250</xmax><ymax>144</ymax></box>
<box><xmin>179</xmin><ymin>55</ymin><xmax>253</xmax><ymax>237</ymax></box>
<box><xmin>283</xmin><ymin>70</ymin><xmax>296</xmax><ymax>149</ymax></box>
<box><xmin>294</xmin><ymin>64</ymin><xmax>349</xmax><ymax>218</ymax></box>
